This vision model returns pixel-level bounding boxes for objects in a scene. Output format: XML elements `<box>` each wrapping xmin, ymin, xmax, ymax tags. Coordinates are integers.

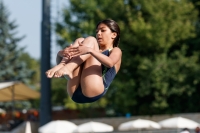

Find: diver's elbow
<box><xmin>107</xmin><ymin>63</ymin><xmax>115</xmax><ymax>68</ymax></box>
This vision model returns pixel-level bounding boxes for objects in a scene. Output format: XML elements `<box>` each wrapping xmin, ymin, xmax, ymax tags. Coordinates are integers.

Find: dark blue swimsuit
<box><xmin>71</xmin><ymin>49</ymin><xmax>116</xmax><ymax>103</ymax></box>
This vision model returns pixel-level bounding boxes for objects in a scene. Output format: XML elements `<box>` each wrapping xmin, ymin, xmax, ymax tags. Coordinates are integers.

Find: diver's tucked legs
<box><xmin>54</xmin><ymin>36</ymin><xmax>95</xmax><ymax>79</ymax></box>
<box><xmin>46</xmin><ymin>38</ymin><xmax>84</xmax><ymax>78</ymax></box>
<box><xmin>80</xmin><ymin>38</ymin><xmax>104</xmax><ymax>97</ymax></box>
<box><xmin>55</xmin><ymin>36</ymin><xmax>104</xmax><ymax>97</ymax></box>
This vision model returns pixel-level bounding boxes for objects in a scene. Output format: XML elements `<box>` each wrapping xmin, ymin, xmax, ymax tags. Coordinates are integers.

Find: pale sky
<box><xmin>3</xmin><ymin>0</ymin><xmax>68</xmax><ymax>64</ymax></box>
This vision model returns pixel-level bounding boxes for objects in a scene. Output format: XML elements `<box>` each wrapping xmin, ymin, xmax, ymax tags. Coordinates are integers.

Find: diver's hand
<box><xmin>63</xmin><ymin>42</ymin><xmax>91</xmax><ymax>57</ymax></box>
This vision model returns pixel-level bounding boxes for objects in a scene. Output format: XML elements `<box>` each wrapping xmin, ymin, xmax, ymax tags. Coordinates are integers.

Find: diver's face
<box><xmin>96</xmin><ymin>23</ymin><xmax>116</xmax><ymax>47</ymax></box>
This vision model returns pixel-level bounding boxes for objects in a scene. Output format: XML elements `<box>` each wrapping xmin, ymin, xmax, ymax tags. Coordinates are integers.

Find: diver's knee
<box><xmin>74</xmin><ymin>37</ymin><xmax>85</xmax><ymax>44</ymax></box>
<box><xmin>86</xmin><ymin>36</ymin><xmax>96</xmax><ymax>42</ymax></box>
<box><xmin>84</xmin><ymin>36</ymin><xmax>98</xmax><ymax>47</ymax></box>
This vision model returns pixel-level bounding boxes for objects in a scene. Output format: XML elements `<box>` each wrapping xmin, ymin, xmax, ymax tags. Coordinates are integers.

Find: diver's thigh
<box><xmin>80</xmin><ymin>54</ymin><xmax>104</xmax><ymax>97</ymax></box>
<box><xmin>79</xmin><ymin>36</ymin><xmax>104</xmax><ymax>97</ymax></box>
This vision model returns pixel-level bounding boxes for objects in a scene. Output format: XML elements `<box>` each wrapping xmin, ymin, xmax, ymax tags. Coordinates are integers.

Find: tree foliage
<box><xmin>0</xmin><ymin>1</ymin><xmax>34</xmax><ymax>83</ymax></box>
<box><xmin>55</xmin><ymin>0</ymin><xmax>200</xmax><ymax>115</ymax></box>
<box><xmin>19</xmin><ymin>53</ymin><xmax>40</xmax><ymax>88</ymax></box>
<box><xmin>0</xmin><ymin>1</ymin><xmax>41</xmax><ymax>110</ymax></box>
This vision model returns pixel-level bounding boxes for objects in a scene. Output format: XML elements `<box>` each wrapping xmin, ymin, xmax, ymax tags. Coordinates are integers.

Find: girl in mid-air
<box><xmin>46</xmin><ymin>19</ymin><xmax>122</xmax><ymax>103</ymax></box>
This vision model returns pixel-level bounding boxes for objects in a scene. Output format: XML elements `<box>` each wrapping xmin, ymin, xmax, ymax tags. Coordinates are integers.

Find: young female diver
<box><xmin>46</xmin><ymin>19</ymin><xmax>122</xmax><ymax>103</ymax></box>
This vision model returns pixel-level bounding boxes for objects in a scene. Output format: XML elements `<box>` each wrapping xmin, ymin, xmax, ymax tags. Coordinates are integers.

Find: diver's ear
<box><xmin>111</xmin><ymin>32</ymin><xmax>117</xmax><ymax>39</ymax></box>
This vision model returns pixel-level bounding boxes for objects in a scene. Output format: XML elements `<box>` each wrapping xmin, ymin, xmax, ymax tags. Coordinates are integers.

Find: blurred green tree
<box><xmin>18</xmin><ymin>53</ymin><xmax>40</xmax><ymax>109</ymax></box>
<box><xmin>19</xmin><ymin>53</ymin><xmax>40</xmax><ymax>88</ymax></box>
<box><xmin>0</xmin><ymin>1</ymin><xmax>39</xmax><ymax>110</ymax></box>
<box><xmin>0</xmin><ymin>1</ymin><xmax>34</xmax><ymax>83</ymax></box>
<box><xmin>188</xmin><ymin>0</ymin><xmax>200</xmax><ymax>55</ymax></box>
<box><xmin>54</xmin><ymin>0</ymin><xmax>200</xmax><ymax>115</ymax></box>
<box><xmin>51</xmin><ymin>78</ymin><xmax>67</xmax><ymax>106</ymax></box>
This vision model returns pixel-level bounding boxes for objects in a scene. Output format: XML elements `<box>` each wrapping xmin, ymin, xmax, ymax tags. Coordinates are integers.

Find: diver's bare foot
<box><xmin>54</xmin><ymin>65</ymin><xmax>73</xmax><ymax>79</ymax></box>
<box><xmin>46</xmin><ymin>63</ymin><xmax>65</xmax><ymax>78</ymax></box>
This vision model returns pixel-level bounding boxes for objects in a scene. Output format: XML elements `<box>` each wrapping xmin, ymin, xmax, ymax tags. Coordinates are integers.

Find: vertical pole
<box><xmin>40</xmin><ymin>0</ymin><xmax>51</xmax><ymax>126</ymax></box>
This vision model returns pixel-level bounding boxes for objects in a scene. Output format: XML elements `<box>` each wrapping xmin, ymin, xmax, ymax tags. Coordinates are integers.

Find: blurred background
<box><xmin>0</xmin><ymin>0</ymin><xmax>200</xmax><ymax>133</ymax></box>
